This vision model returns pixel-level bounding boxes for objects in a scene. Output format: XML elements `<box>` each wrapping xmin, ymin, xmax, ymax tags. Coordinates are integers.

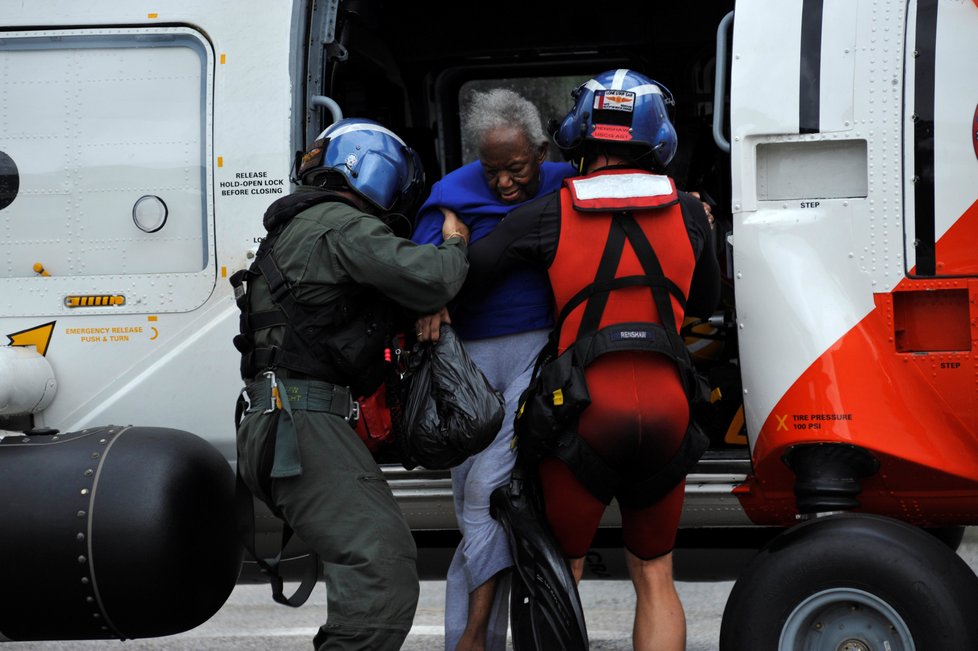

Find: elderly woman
<box><xmin>412</xmin><ymin>88</ymin><xmax>575</xmax><ymax>651</ymax></box>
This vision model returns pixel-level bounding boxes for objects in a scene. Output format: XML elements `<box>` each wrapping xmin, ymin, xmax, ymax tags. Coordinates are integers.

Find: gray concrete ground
<box><xmin>0</xmin><ymin>577</ymin><xmax>730</xmax><ymax>650</ymax></box>
<box><xmin>4</xmin><ymin>529</ymin><xmax>976</xmax><ymax>650</ymax></box>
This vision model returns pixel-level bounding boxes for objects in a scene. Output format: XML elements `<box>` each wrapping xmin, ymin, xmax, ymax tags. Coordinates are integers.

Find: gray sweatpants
<box><xmin>444</xmin><ymin>329</ymin><xmax>550</xmax><ymax>651</ymax></box>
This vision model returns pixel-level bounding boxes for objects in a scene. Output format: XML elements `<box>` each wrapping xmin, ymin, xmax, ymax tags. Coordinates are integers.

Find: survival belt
<box><xmin>515</xmin><ymin>201</ymin><xmax>709</xmax><ymax>508</ymax></box>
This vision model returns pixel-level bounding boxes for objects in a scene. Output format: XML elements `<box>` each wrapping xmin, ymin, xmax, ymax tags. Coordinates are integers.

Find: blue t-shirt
<box><xmin>412</xmin><ymin>160</ymin><xmax>576</xmax><ymax>340</ymax></box>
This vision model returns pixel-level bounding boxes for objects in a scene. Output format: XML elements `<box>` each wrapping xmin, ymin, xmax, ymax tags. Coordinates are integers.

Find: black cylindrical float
<box><xmin>0</xmin><ymin>426</ymin><xmax>243</xmax><ymax>641</ymax></box>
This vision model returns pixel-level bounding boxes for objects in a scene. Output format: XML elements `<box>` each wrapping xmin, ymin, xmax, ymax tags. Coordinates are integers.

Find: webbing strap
<box><xmin>258</xmin><ymin>253</ymin><xmax>291</xmax><ymax>304</ymax></box>
<box><xmin>248</xmin><ymin>247</ymin><xmax>356</xmax><ymax>380</ymax></box>
<box><xmin>559</xmin><ymin>210</ymin><xmax>689</xmax><ymax>350</ymax></box>
<box><xmin>616</xmin><ymin>212</ymin><xmax>699</xmax><ymax>395</ymax></box>
<box><xmin>249</xmin><ymin>347</ymin><xmax>335</xmax><ymax>381</ymax></box>
<box><xmin>572</xmin><ymin>321</ymin><xmax>679</xmax><ymax>369</ymax></box>
<box><xmin>270</xmin><ymin>377</ymin><xmax>302</xmax><ymax>479</ymax></box>
<box><xmin>552</xmin><ymin>420</ymin><xmax>710</xmax><ymax>508</ymax></box>
<box><xmin>575</xmin><ymin>219</ymin><xmax>627</xmax><ymax>340</ymax></box>
<box><xmin>244</xmin><ymin>378</ymin><xmax>355</xmax><ymax>415</ymax></box>
<box><xmin>248</xmin><ymin>309</ymin><xmax>289</xmax><ymax>331</ymax></box>
<box><xmin>243</xmin><ymin>377</ymin><xmax>358</xmax><ymax>478</ymax></box>
<box><xmin>617</xmin><ymin>421</ymin><xmax>710</xmax><ymax>508</ymax></box>
<box><xmin>229</xmin><ymin>269</ymin><xmax>252</xmax><ymax>310</ymax></box>
<box><xmin>616</xmin><ymin>213</ymin><xmax>684</xmax><ymax>341</ymax></box>
<box><xmin>234</xmin><ymin>391</ymin><xmax>320</xmax><ymax>608</ymax></box>
<box><xmin>551</xmin><ymin>210</ymin><xmax>694</xmax><ymax>396</ymax></box>
<box><xmin>234</xmin><ymin>471</ymin><xmax>321</xmax><ymax>608</ymax></box>
<box><xmin>552</xmin><ymin>431</ymin><xmax>620</xmax><ymax>505</ymax></box>
<box><xmin>555</xmin><ymin>275</ymin><xmax>686</xmax><ymax>339</ymax></box>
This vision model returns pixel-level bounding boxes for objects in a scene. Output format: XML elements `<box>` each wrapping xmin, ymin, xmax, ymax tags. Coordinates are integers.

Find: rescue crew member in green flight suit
<box><xmin>232</xmin><ymin>118</ymin><xmax>470</xmax><ymax>651</ymax></box>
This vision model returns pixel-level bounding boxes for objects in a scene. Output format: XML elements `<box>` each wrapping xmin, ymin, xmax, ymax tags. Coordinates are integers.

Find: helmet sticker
<box><xmin>591</xmin><ymin>124</ymin><xmax>633</xmax><ymax>141</ymax></box>
<box><xmin>554</xmin><ymin>69</ymin><xmax>677</xmax><ymax>170</ymax></box>
<box><xmin>298</xmin><ymin>139</ymin><xmax>326</xmax><ymax>176</ymax></box>
<box><xmin>593</xmin><ymin>90</ymin><xmax>635</xmax><ymax>113</ymax></box>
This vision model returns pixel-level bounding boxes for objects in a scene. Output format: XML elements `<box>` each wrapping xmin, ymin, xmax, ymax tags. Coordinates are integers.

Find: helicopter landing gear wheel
<box><xmin>718</xmin><ymin>514</ymin><xmax>978</xmax><ymax>651</ymax></box>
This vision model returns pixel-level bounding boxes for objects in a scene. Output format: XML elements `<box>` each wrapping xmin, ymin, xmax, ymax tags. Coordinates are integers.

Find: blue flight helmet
<box><xmin>298</xmin><ymin>118</ymin><xmax>424</xmax><ymax>213</ymax></box>
<box><xmin>553</xmin><ymin>69</ymin><xmax>678</xmax><ymax>172</ymax></box>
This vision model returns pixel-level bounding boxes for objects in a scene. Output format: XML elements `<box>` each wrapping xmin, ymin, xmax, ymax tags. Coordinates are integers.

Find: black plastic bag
<box><xmin>399</xmin><ymin>324</ymin><xmax>505</xmax><ymax>470</ymax></box>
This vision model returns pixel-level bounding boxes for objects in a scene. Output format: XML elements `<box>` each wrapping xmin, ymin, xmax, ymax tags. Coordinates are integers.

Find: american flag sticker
<box><xmin>594</xmin><ymin>90</ymin><xmax>635</xmax><ymax>112</ymax></box>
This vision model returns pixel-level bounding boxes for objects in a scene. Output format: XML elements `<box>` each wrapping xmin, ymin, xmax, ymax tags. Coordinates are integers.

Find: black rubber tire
<box><xmin>925</xmin><ymin>525</ymin><xmax>967</xmax><ymax>551</ymax></box>
<box><xmin>719</xmin><ymin>513</ymin><xmax>978</xmax><ymax>651</ymax></box>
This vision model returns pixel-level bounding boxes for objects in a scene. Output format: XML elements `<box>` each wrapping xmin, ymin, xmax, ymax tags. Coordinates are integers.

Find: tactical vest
<box><xmin>230</xmin><ymin>199</ymin><xmax>397</xmax><ymax>397</ymax></box>
<box><xmin>515</xmin><ymin>170</ymin><xmax>709</xmax><ymax>507</ymax></box>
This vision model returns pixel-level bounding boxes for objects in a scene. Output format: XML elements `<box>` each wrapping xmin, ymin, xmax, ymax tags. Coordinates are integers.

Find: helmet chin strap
<box><xmin>646</xmin><ymin>142</ymin><xmax>668</xmax><ymax>174</ymax></box>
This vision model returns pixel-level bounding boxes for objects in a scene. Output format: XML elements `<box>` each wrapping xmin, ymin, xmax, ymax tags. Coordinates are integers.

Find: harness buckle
<box><xmin>239</xmin><ymin>386</ymin><xmax>252</xmax><ymax>410</ymax></box>
<box><xmin>262</xmin><ymin>370</ymin><xmax>281</xmax><ymax>414</ymax></box>
<box><xmin>347</xmin><ymin>398</ymin><xmax>360</xmax><ymax>426</ymax></box>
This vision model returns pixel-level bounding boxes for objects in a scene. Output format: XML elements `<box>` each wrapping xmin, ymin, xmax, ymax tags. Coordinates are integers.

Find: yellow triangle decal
<box><xmin>7</xmin><ymin>321</ymin><xmax>56</xmax><ymax>356</ymax></box>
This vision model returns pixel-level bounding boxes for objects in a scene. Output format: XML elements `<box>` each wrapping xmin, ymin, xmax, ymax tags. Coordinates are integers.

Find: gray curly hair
<box><xmin>463</xmin><ymin>88</ymin><xmax>548</xmax><ymax>149</ymax></box>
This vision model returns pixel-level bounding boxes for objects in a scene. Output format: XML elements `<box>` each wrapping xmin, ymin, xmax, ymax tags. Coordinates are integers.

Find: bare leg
<box><xmin>569</xmin><ymin>557</ymin><xmax>585</xmax><ymax>584</ymax></box>
<box><xmin>454</xmin><ymin>572</ymin><xmax>500</xmax><ymax>651</ymax></box>
<box><xmin>626</xmin><ymin>549</ymin><xmax>686</xmax><ymax>651</ymax></box>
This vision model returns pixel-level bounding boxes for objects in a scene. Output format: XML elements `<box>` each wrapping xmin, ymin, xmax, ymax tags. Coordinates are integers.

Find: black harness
<box><xmin>517</xmin><ymin>197</ymin><xmax>709</xmax><ymax>508</ymax></box>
